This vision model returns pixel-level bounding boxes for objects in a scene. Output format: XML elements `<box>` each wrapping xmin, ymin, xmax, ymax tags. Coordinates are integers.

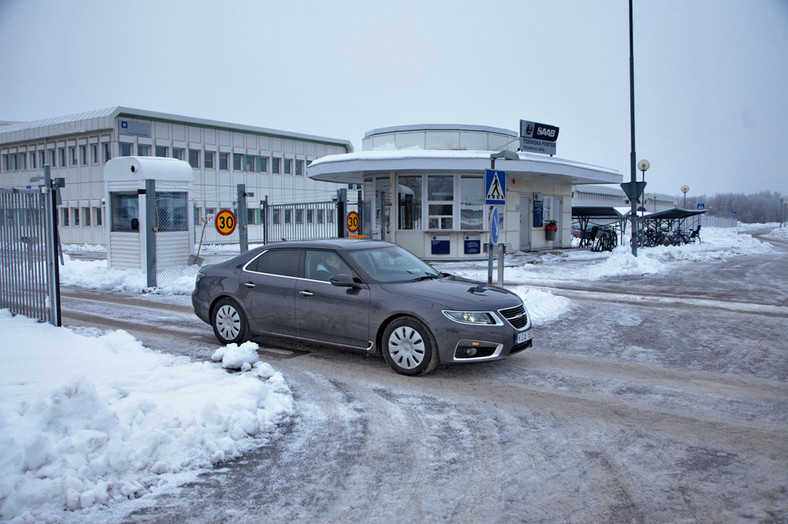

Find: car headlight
<box><xmin>443</xmin><ymin>310</ymin><xmax>498</xmax><ymax>325</ymax></box>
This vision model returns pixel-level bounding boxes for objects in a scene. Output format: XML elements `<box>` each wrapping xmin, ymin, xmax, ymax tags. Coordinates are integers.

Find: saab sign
<box><xmin>520</xmin><ymin>120</ymin><xmax>559</xmax><ymax>155</ymax></box>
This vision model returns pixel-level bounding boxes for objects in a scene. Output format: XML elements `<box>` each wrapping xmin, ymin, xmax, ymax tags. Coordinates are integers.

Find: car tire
<box><xmin>212</xmin><ymin>298</ymin><xmax>249</xmax><ymax>345</ymax></box>
<box><xmin>382</xmin><ymin>317</ymin><xmax>439</xmax><ymax>376</ymax></box>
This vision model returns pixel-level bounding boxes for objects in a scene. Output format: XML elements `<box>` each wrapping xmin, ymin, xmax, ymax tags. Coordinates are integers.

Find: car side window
<box><xmin>305</xmin><ymin>250</ymin><xmax>354</xmax><ymax>282</ymax></box>
<box><xmin>246</xmin><ymin>249</ymin><xmax>301</xmax><ymax>277</ymax></box>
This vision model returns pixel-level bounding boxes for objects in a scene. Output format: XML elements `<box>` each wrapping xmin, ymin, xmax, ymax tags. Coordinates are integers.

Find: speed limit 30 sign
<box><xmin>215</xmin><ymin>209</ymin><xmax>237</xmax><ymax>236</ymax></box>
<box><xmin>346</xmin><ymin>211</ymin><xmax>360</xmax><ymax>233</ymax></box>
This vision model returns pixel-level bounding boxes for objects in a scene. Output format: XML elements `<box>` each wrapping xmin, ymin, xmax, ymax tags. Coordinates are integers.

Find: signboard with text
<box><xmin>520</xmin><ymin>120</ymin><xmax>559</xmax><ymax>155</ymax></box>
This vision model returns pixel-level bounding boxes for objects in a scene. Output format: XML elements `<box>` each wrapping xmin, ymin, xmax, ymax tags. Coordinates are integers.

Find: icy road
<box><xmin>54</xmin><ymin>227</ymin><xmax>787</xmax><ymax>523</ymax></box>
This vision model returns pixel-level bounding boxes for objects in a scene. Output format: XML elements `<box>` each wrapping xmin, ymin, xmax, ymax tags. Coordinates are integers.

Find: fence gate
<box><xmin>0</xmin><ymin>168</ymin><xmax>61</xmax><ymax>325</ymax></box>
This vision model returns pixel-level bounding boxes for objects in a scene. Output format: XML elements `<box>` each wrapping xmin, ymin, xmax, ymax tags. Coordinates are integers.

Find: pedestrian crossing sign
<box><xmin>485</xmin><ymin>169</ymin><xmax>506</xmax><ymax>205</ymax></box>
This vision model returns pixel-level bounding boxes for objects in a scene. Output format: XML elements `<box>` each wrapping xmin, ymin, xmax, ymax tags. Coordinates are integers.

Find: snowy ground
<box><xmin>1</xmin><ymin>224</ymin><xmax>784</xmax><ymax>522</ymax></box>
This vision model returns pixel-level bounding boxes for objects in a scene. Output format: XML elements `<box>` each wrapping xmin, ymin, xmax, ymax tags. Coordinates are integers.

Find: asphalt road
<box><xmin>61</xmin><ymin>229</ymin><xmax>788</xmax><ymax>523</ymax></box>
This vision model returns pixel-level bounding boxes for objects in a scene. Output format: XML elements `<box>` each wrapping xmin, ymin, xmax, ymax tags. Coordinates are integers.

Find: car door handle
<box><xmin>299</xmin><ymin>290</ymin><xmax>314</xmax><ymax>297</ymax></box>
<box><xmin>244</xmin><ymin>282</ymin><xmax>256</xmax><ymax>288</ymax></box>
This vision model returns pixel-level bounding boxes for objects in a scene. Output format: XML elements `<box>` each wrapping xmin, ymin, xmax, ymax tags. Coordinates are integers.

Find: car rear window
<box><xmin>246</xmin><ymin>249</ymin><xmax>300</xmax><ymax>277</ymax></box>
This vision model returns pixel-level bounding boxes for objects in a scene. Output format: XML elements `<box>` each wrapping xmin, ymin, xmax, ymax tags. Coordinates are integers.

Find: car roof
<box><xmin>262</xmin><ymin>238</ymin><xmax>395</xmax><ymax>252</ymax></box>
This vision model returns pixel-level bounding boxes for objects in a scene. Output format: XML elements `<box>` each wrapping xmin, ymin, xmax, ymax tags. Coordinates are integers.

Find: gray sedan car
<box><xmin>192</xmin><ymin>239</ymin><xmax>533</xmax><ymax>375</ymax></box>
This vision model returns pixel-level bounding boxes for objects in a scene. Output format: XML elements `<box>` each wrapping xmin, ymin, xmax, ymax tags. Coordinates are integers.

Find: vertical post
<box><xmin>145</xmin><ymin>179</ymin><xmax>157</xmax><ymax>288</ymax></box>
<box><xmin>628</xmin><ymin>0</ymin><xmax>639</xmax><ymax>256</ymax></box>
<box><xmin>497</xmin><ymin>244</ymin><xmax>505</xmax><ymax>286</ymax></box>
<box><xmin>44</xmin><ymin>165</ymin><xmax>61</xmax><ymax>326</ymax></box>
<box><xmin>262</xmin><ymin>195</ymin><xmax>269</xmax><ymax>245</ymax></box>
<box><xmin>237</xmin><ymin>184</ymin><xmax>248</xmax><ymax>253</ymax></box>
<box><xmin>337</xmin><ymin>188</ymin><xmax>347</xmax><ymax>238</ymax></box>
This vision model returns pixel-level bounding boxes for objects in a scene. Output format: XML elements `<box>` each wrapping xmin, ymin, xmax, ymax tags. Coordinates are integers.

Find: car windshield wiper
<box><xmin>409</xmin><ymin>274</ymin><xmax>440</xmax><ymax>282</ymax></box>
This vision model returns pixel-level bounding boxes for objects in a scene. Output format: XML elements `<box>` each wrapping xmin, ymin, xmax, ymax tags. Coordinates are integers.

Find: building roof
<box><xmin>0</xmin><ymin>107</ymin><xmax>353</xmax><ymax>152</ymax></box>
<box><xmin>308</xmin><ymin>149</ymin><xmax>621</xmax><ymax>185</ymax></box>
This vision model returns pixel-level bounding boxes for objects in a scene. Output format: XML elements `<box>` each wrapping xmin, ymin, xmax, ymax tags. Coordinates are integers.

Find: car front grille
<box><xmin>499</xmin><ymin>304</ymin><xmax>528</xmax><ymax>329</ymax></box>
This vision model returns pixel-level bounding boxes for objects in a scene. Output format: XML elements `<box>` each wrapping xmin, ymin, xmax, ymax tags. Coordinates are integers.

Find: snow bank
<box><xmin>0</xmin><ymin>312</ymin><xmax>293</xmax><ymax>523</ymax></box>
<box><xmin>510</xmin><ymin>287</ymin><xmax>573</xmax><ymax>325</ymax></box>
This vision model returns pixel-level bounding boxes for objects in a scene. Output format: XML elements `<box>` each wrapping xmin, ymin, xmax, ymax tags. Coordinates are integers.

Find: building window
<box><xmin>40</xmin><ymin>150</ymin><xmax>47</xmax><ymax>168</ymax></box>
<box><xmin>295</xmin><ymin>208</ymin><xmax>303</xmax><ymax>224</ymax></box>
<box><xmin>543</xmin><ymin>196</ymin><xmax>553</xmax><ymax>223</ymax></box>
<box><xmin>259</xmin><ymin>156</ymin><xmax>268</xmax><ymax>173</ymax></box>
<box><xmin>59</xmin><ymin>148</ymin><xmax>66</xmax><ymax>167</ymax></box>
<box><xmin>81</xmin><ymin>145</ymin><xmax>88</xmax><ymax>164</ymax></box>
<box><xmin>91</xmin><ymin>145</ymin><xmax>98</xmax><ymax>164</ymax></box>
<box><xmin>272</xmin><ymin>157</ymin><xmax>281</xmax><ymax>174</ymax></box>
<box><xmin>219</xmin><ymin>152</ymin><xmax>229</xmax><ymax>170</ymax></box>
<box><xmin>428</xmin><ymin>175</ymin><xmax>453</xmax><ymax>230</ymax></box>
<box><xmin>245</xmin><ymin>154</ymin><xmax>255</xmax><ymax>172</ymax></box>
<box><xmin>119</xmin><ymin>143</ymin><xmax>132</xmax><ymax>157</ymax></box>
<box><xmin>233</xmin><ymin>153</ymin><xmax>243</xmax><ymax>171</ymax></box>
<box><xmin>296</xmin><ymin>159</ymin><xmax>304</xmax><ymax>176</ymax></box>
<box><xmin>284</xmin><ymin>158</ymin><xmax>292</xmax><ymax>175</ymax></box>
<box><xmin>156</xmin><ymin>192</ymin><xmax>188</xmax><ymax>232</ymax></box>
<box><xmin>73</xmin><ymin>208</ymin><xmax>80</xmax><ymax>226</ymax></box>
<box><xmin>398</xmin><ymin>175</ymin><xmax>422</xmax><ymax>230</ymax></box>
<box><xmin>284</xmin><ymin>209</ymin><xmax>292</xmax><ymax>224</ymax></box>
<box><xmin>460</xmin><ymin>176</ymin><xmax>483</xmax><ymax>230</ymax></box>
<box><xmin>50</xmin><ymin>150</ymin><xmax>56</xmax><ymax>167</ymax></box>
<box><xmin>95</xmin><ymin>207</ymin><xmax>102</xmax><ymax>226</ymax></box>
<box><xmin>247</xmin><ymin>208</ymin><xmax>258</xmax><ymax>225</ymax></box>
<box><xmin>204</xmin><ymin>151</ymin><xmax>214</xmax><ymax>169</ymax></box>
<box><xmin>272</xmin><ymin>208</ymin><xmax>280</xmax><ymax>225</ymax></box>
<box><xmin>69</xmin><ymin>147</ymin><xmax>77</xmax><ymax>166</ymax></box>
<box><xmin>188</xmin><ymin>149</ymin><xmax>200</xmax><ymax>168</ymax></box>
<box><xmin>137</xmin><ymin>144</ymin><xmax>150</xmax><ymax>157</ymax></box>
<box><xmin>62</xmin><ymin>208</ymin><xmax>69</xmax><ymax>226</ymax></box>
<box><xmin>30</xmin><ymin>152</ymin><xmax>37</xmax><ymax>169</ymax></box>
<box><xmin>82</xmin><ymin>207</ymin><xmax>91</xmax><ymax>226</ymax></box>
<box><xmin>172</xmin><ymin>148</ymin><xmax>184</xmax><ymax>160</ymax></box>
<box><xmin>155</xmin><ymin>146</ymin><xmax>168</xmax><ymax>157</ymax></box>
<box><xmin>103</xmin><ymin>143</ymin><xmax>111</xmax><ymax>163</ymax></box>
<box><xmin>110</xmin><ymin>192</ymin><xmax>139</xmax><ymax>232</ymax></box>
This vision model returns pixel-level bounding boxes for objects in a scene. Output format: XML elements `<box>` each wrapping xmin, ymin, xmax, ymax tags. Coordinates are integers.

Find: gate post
<box><xmin>237</xmin><ymin>184</ymin><xmax>248</xmax><ymax>253</ymax></box>
<box><xmin>44</xmin><ymin>165</ymin><xmax>62</xmax><ymax>326</ymax></box>
<box><xmin>261</xmin><ymin>195</ymin><xmax>269</xmax><ymax>245</ymax></box>
<box><xmin>337</xmin><ymin>188</ymin><xmax>347</xmax><ymax>238</ymax></box>
<box><xmin>145</xmin><ymin>179</ymin><xmax>157</xmax><ymax>288</ymax></box>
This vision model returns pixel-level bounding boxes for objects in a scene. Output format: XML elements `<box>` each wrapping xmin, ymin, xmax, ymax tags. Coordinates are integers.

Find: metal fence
<box><xmin>0</xmin><ymin>168</ymin><xmax>61</xmax><ymax>325</ymax></box>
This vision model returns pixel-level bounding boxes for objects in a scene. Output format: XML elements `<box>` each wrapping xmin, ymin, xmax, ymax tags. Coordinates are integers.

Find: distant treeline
<box><xmin>682</xmin><ymin>190</ymin><xmax>787</xmax><ymax>223</ymax></box>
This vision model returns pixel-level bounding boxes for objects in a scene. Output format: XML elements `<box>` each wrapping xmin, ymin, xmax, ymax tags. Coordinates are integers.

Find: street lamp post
<box><xmin>681</xmin><ymin>185</ymin><xmax>690</xmax><ymax>209</ymax></box>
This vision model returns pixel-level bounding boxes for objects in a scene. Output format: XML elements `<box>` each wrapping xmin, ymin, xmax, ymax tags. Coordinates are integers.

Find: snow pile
<box><xmin>212</xmin><ymin>342</ymin><xmax>260</xmax><ymax>370</ymax></box>
<box><xmin>0</xmin><ymin>311</ymin><xmax>293</xmax><ymax>523</ymax></box>
<box><xmin>764</xmin><ymin>227</ymin><xmax>788</xmax><ymax>241</ymax></box>
<box><xmin>510</xmin><ymin>286</ymin><xmax>573</xmax><ymax>325</ymax></box>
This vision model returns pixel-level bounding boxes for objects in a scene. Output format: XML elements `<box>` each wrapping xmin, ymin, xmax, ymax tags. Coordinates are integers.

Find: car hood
<box><xmin>379</xmin><ymin>276</ymin><xmax>522</xmax><ymax>310</ymax></box>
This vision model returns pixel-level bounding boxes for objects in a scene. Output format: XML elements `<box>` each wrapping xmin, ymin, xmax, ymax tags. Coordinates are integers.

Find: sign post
<box><xmin>215</xmin><ymin>209</ymin><xmax>237</xmax><ymax>236</ymax></box>
<box><xmin>485</xmin><ymin>170</ymin><xmax>506</xmax><ymax>285</ymax></box>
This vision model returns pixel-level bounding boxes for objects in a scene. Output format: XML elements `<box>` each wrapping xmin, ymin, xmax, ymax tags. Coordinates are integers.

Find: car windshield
<box><xmin>347</xmin><ymin>245</ymin><xmax>440</xmax><ymax>283</ymax></box>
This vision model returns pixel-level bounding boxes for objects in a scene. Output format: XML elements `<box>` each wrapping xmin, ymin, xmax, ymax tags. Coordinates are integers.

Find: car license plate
<box><xmin>515</xmin><ymin>330</ymin><xmax>532</xmax><ymax>345</ymax></box>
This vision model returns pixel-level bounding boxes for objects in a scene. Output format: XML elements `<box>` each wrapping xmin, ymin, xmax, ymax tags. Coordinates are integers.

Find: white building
<box><xmin>308</xmin><ymin>124</ymin><xmax>622</xmax><ymax>258</ymax></box>
<box><xmin>572</xmin><ymin>184</ymin><xmax>678</xmax><ymax>214</ymax></box>
<box><xmin>0</xmin><ymin>107</ymin><xmax>352</xmax><ymax>245</ymax></box>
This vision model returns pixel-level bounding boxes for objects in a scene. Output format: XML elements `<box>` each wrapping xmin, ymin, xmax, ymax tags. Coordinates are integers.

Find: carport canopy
<box><xmin>571</xmin><ymin>206</ymin><xmax>631</xmax><ymax>248</ymax></box>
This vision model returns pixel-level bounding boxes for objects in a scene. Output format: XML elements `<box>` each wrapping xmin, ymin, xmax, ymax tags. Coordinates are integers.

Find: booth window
<box><xmin>397</xmin><ymin>175</ymin><xmax>422</xmax><ymax>230</ymax></box>
<box><xmin>428</xmin><ymin>175</ymin><xmax>453</xmax><ymax>230</ymax></box>
<box><xmin>460</xmin><ymin>176</ymin><xmax>483</xmax><ymax>230</ymax></box>
<box><xmin>156</xmin><ymin>192</ymin><xmax>188</xmax><ymax>232</ymax></box>
<box><xmin>111</xmin><ymin>192</ymin><xmax>139</xmax><ymax>232</ymax></box>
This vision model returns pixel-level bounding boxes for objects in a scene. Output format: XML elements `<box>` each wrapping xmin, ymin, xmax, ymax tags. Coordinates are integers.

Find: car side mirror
<box><xmin>330</xmin><ymin>273</ymin><xmax>359</xmax><ymax>288</ymax></box>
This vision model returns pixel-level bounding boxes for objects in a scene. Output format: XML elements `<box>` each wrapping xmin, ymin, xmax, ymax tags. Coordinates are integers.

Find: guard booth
<box><xmin>104</xmin><ymin>157</ymin><xmax>194</xmax><ymax>287</ymax></box>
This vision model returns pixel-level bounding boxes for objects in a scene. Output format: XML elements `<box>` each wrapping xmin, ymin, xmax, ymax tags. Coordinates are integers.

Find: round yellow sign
<box><xmin>215</xmin><ymin>209</ymin><xmax>237</xmax><ymax>236</ymax></box>
<box><xmin>346</xmin><ymin>211</ymin><xmax>360</xmax><ymax>233</ymax></box>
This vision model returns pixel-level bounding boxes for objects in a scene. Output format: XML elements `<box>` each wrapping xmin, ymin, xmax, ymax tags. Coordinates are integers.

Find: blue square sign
<box><xmin>485</xmin><ymin>169</ymin><xmax>506</xmax><ymax>205</ymax></box>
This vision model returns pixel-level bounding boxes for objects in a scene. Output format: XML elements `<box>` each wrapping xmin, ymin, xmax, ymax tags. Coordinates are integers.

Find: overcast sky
<box><xmin>1</xmin><ymin>0</ymin><xmax>786</xmax><ymax>200</ymax></box>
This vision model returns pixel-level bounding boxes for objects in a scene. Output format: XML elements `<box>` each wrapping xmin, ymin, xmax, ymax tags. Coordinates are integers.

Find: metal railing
<box><xmin>0</xmin><ymin>166</ymin><xmax>61</xmax><ymax>325</ymax></box>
